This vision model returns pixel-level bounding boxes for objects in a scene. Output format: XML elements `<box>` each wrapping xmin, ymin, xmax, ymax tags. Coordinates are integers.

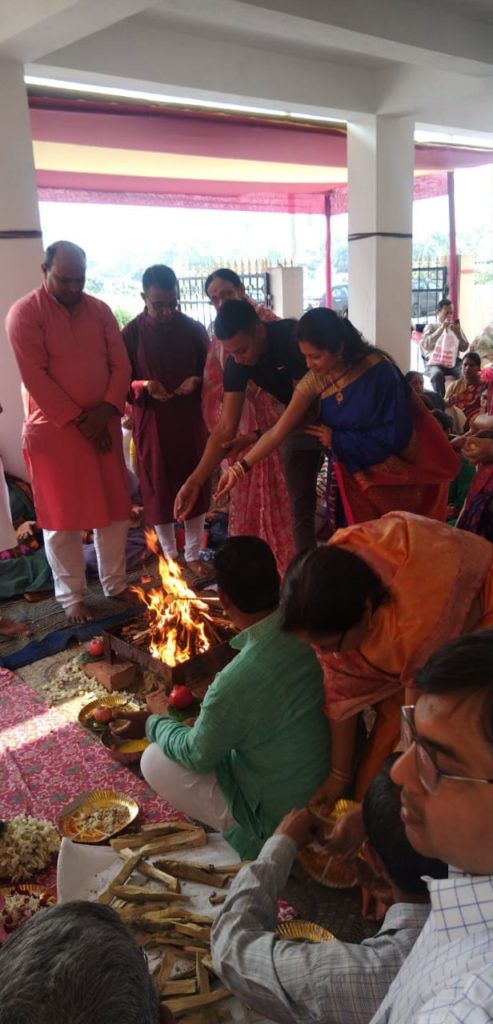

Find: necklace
<box><xmin>326</xmin><ymin>366</ymin><xmax>347</xmax><ymax>404</ymax></box>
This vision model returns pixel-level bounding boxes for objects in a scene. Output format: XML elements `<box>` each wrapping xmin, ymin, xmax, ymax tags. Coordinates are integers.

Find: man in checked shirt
<box><xmin>212</xmin><ymin>630</ymin><xmax>493</xmax><ymax>1024</ymax></box>
<box><xmin>212</xmin><ymin>755</ymin><xmax>446</xmax><ymax>1024</ymax></box>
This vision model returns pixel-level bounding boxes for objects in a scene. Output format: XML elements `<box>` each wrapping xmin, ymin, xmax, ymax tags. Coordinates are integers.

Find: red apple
<box><xmin>93</xmin><ymin>706</ymin><xmax>113</xmax><ymax>724</ymax></box>
<box><xmin>167</xmin><ymin>685</ymin><xmax>194</xmax><ymax>710</ymax></box>
<box><xmin>87</xmin><ymin>638</ymin><xmax>104</xmax><ymax>657</ymax></box>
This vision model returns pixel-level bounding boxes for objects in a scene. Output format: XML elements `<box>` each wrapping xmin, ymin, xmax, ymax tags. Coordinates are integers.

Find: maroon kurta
<box><xmin>123</xmin><ymin>311</ymin><xmax>210</xmax><ymax>523</ymax></box>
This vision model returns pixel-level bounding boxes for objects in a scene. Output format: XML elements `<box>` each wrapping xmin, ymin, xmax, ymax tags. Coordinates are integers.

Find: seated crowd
<box><xmin>2</xmin><ymin>241</ymin><xmax>493</xmax><ymax>1021</ymax></box>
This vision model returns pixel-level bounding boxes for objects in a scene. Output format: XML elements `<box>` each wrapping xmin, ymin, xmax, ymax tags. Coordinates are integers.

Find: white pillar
<box><xmin>268</xmin><ymin>266</ymin><xmax>304</xmax><ymax>318</ymax></box>
<box><xmin>347</xmin><ymin>115</ymin><xmax>415</xmax><ymax>370</ymax></box>
<box><xmin>0</xmin><ymin>61</ymin><xmax>43</xmax><ymax>477</ymax></box>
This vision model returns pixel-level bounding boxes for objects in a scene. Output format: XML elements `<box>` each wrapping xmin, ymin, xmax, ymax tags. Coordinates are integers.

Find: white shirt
<box><xmin>212</xmin><ymin>834</ymin><xmax>430</xmax><ymax>1024</ymax></box>
<box><xmin>370</xmin><ymin>868</ymin><xmax>493</xmax><ymax>1023</ymax></box>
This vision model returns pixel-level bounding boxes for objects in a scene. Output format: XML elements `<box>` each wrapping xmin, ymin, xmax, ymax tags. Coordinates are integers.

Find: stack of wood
<box><xmin>98</xmin><ymin>820</ymin><xmax>244</xmax><ymax>1022</ymax></box>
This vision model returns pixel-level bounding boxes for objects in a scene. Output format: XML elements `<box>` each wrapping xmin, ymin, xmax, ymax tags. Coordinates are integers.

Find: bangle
<box><xmin>330</xmin><ymin>767</ymin><xmax>352</xmax><ymax>783</ymax></box>
<box><xmin>254</xmin><ymin>428</ymin><xmax>262</xmax><ymax>441</ymax></box>
<box><xmin>239</xmin><ymin>458</ymin><xmax>251</xmax><ymax>474</ymax></box>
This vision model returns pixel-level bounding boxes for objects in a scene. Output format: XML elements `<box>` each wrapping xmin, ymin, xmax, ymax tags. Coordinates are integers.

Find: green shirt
<box><xmin>146</xmin><ymin>610</ymin><xmax>330</xmax><ymax>858</ymax></box>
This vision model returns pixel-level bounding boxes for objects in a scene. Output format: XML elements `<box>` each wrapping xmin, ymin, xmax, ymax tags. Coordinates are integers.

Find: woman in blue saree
<box><xmin>214</xmin><ymin>308</ymin><xmax>459</xmax><ymax>528</ymax></box>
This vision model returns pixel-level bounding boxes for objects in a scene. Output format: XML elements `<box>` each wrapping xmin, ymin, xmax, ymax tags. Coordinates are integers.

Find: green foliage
<box><xmin>113</xmin><ymin>306</ymin><xmax>134</xmax><ymax>328</ymax></box>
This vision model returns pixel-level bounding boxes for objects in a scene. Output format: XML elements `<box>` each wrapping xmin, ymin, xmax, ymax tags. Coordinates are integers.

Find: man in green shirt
<box><xmin>113</xmin><ymin>536</ymin><xmax>330</xmax><ymax>858</ymax></box>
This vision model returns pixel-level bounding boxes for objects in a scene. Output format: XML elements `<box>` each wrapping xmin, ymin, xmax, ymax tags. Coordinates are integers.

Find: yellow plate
<box><xmin>78</xmin><ymin>695</ymin><xmax>140</xmax><ymax>728</ymax></box>
<box><xmin>100</xmin><ymin>729</ymin><xmax>149</xmax><ymax>763</ymax></box>
<box><xmin>58</xmin><ymin>790</ymin><xmax>139</xmax><ymax>844</ymax></box>
<box><xmin>310</xmin><ymin>798</ymin><xmax>360</xmax><ymax>831</ymax></box>
<box><xmin>277</xmin><ymin>919</ymin><xmax>335</xmax><ymax>943</ymax></box>
<box><xmin>0</xmin><ymin>884</ymin><xmax>56</xmax><ymax>903</ymax></box>
<box><xmin>299</xmin><ymin>799</ymin><xmax>361</xmax><ymax>889</ymax></box>
<box><xmin>298</xmin><ymin>846</ymin><xmax>358</xmax><ymax>889</ymax></box>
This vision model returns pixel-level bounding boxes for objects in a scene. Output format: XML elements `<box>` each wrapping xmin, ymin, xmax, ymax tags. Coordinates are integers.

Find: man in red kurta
<box><xmin>6</xmin><ymin>240</ymin><xmax>132</xmax><ymax>623</ymax></box>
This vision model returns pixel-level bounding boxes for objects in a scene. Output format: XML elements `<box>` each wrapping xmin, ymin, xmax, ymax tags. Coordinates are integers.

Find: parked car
<box><xmin>309</xmin><ymin>284</ymin><xmax>348</xmax><ymax>311</ymax></box>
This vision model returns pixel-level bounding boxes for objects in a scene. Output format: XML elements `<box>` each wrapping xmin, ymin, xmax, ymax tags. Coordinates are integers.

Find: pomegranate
<box><xmin>168</xmin><ymin>685</ymin><xmax>194</xmax><ymax>710</ymax></box>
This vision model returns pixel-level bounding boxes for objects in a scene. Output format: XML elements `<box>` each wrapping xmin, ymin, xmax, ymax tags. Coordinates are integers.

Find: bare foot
<box><xmin>65</xmin><ymin>602</ymin><xmax>93</xmax><ymax>624</ymax></box>
<box><xmin>0</xmin><ymin>616</ymin><xmax>32</xmax><ymax>638</ymax></box>
<box><xmin>112</xmin><ymin>586</ymin><xmax>141</xmax><ymax>606</ymax></box>
<box><xmin>185</xmin><ymin>559</ymin><xmax>213</xmax><ymax>579</ymax></box>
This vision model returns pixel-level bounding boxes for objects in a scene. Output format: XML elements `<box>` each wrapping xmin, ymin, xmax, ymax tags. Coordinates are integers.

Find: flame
<box><xmin>132</xmin><ymin>530</ymin><xmax>214</xmax><ymax>666</ymax></box>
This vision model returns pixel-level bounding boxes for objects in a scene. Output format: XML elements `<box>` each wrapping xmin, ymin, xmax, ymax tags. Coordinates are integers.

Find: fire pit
<box><xmin>103</xmin><ymin>533</ymin><xmax>236</xmax><ymax>687</ymax></box>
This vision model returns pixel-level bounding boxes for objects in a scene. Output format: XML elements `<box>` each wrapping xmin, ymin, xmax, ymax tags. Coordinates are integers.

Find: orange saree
<box><xmin>318</xmin><ymin>511</ymin><xmax>493</xmax><ymax>797</ymax></box>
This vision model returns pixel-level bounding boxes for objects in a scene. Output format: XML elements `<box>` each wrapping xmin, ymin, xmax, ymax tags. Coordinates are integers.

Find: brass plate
<box><xmin>101</xmin><ymin>729</ymin><xmax>149</xmax><ymax>764</ymax></box>
<box><xmin>310</xmin><ymin>798</ymin><xmax>360</xmax><ymax>830</ymax></box>
<box><xmin>298</xmin><ymin>846</ymin><xmax>358</xmax><ymax>889</ymax></box>
<box><xmin>277</xmin><ymin>919</ymin><xmax>335</xmax><ymax>943</ymax></box>
<box><xmin>78</xmin><ymin>695</ymin><xmax>140</xmax><ymax>729</ymax></box>
<box><xmin>59</xmin><ymin>790</ymin><xmax>139</xmax><ymax>844</ymax></box>
<box><xmin>299</xmin><ymin>799</ymin><xmax>361</xmax><ymax>889</ymax></box>
<box><xmin>0</xmin><ymin>884</ymin><xmax>56</xmax><ymax>904</ymax></box>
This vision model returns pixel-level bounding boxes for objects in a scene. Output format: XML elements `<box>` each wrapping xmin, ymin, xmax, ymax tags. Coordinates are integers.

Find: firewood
<box><xmin>213</xmin><ymin>864</ymin><xmax>244</xmax><ymax>876</ymax></box>
<box><xmin>196</xmin><ymin>954</ymin><xmax>210</xmax><ymax>995</ymax></box>
<box><xmin>155</xmin><ymin>949</ymin><xmax>181</xmax><ymax>992</ymax></box>
<box><xmin>119</xmin><ymin>847</ymin><xmax>180</xmax><ymax>892</ymax></box>
<box><xmin>154</xmin><ymin>859</ymin><xmax>227</xmax><ymax>887</ymax></box>
<box><xmin>109</xmin><ymin>884</ymin><xmax>188</xmax><ymax>903</ymax></box>
<box><xmin>111</xmin><ymin>829</ymin><xmax>206</xmax><ymax>856</ymax></box>
<box><xmin>208</xmin><ymin>893</ymin><xmax>226</xmax><ymax>906</ymax></box>
<box><xmin>98</xmin><ymin>850</ymin><xmax>143</xmax><ymax>903</ymax></box>
<box><xmin>174</xmin><ymin>923</ymin><xmax>211</xmax><ymax>942</ymax></box>
<box><xmin>140</xmin><ymin>822</ymin><xmax>200</xmax><ymax>834</ymax></box>
<box><xmin>161</xmin><ymin>979</ymin><xmax>197</xmax><ymax>997</ymax></box>
<box><xmin>163</xmin><ymin>989</ymin><xmax>231</xmax><ymax>1014</ymax></box>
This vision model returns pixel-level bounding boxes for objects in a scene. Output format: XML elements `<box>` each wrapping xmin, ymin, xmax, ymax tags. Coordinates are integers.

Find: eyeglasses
<box><xmin>401</xmin><ymin>705</ymin><xmax>493</xmax><ymax>795</ymax></box>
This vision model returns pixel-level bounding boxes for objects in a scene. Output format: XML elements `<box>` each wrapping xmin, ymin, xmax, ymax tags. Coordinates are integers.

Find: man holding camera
<box><xmin>420</xmin><ymin>298</ymin><xmax>468</xmax><ymax>397</ymax></box>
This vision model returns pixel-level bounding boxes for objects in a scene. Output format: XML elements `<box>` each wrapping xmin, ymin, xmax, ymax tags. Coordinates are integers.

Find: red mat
<box><xmin>0</xmin><ymin>667</ymin><xmax>182</xmax><ymax>837</ymax></box>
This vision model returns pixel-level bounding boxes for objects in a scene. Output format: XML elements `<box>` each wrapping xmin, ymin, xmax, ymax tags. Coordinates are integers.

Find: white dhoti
<box><xmin>43</xmin><ymin>520</ymin><xmax>129</xmax><ymax>610</ymax></box>
<box><xmin>141</xmin><ymin>743</ymin><xmax>236</xmax><ymax>832</ymax></box>
<box><xmin>0</xmin><ymin>456</ymin><xmax>17</xmax><ymax>552</ymax></box>
<box><xmin>155</xmin><ymin>514</ymin><xmax>205</xmax><ymax>563</ymax></box>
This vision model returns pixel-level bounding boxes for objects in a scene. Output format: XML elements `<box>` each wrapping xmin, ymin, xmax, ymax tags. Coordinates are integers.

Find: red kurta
<box><xmin>6</xmin><ymin>284</ymin><xmax>131</xmax><ymax>530</ymax></box>
<box><xmin>123</xmin><ymin>310</ymin><xmax>210</xmax><ymax>524</ymax></box>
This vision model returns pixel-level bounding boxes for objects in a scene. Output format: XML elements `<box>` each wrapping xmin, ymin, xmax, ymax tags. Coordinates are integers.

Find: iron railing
<box><xmin>411</xmin><ymin>262</ymin><xmax>448</xmax><ymax>322</ymax></box>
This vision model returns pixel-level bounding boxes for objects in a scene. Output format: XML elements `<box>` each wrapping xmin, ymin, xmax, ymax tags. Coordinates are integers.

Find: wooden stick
<box><xmin>98</xmin><ymin>850</ymin><xmax>143</xmax><ymax>904</ymax></box>
<box><xmin>164</xmin><ymin>989</ymin><xmax>231</xmax><ymax>1014</ymax></box>
<box><xmin>174</xmin><ymin>923</ymin><xmax>211</xmax><ymax>942</ymax></box>
<box><xmin>154</xmin><ymin>859</ymin><xmax>227</xmax><ymax>888</ymax></box>
<box><xmin>119</xmin><ymin>847</ymin><xmax>180</xmax><ymax>892</ymax></box>
<box><xmin>156</xmin><ymin>949</ymin><xmax>179</xmax><ymax>993</ymax></box>
<box><xmin>196</xmin><ymin>954</ymin><xmax>210</xmax><ymax>995</ymax></box>
<box><xmin>109</xmin><ymin>884</ymin><xmax>188</xmax><ymax>903</ymax></box>
<box><xmin>111</xmin><ymin>829</ymin><xmax>206</xmax><ymax>856</ymax></box>
<box><xmin>208</xmin><ymin>893</ymin><xmax>226</xmax><ymax>906</ymax></box>
<box><xmin>161</xmin><ymin>979</ymin><xmax>197</xmax><ymax>997</ymax></box>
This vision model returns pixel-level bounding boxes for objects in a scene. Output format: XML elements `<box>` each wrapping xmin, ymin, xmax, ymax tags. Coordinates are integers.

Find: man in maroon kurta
<box><xmin>123</xmin><ymin>265</ymin><xmax>210</xmax><ymax>575</ymax></box>
<box><xmin>6</xmin><ymin>240</ymin><xmax>132</xmax><ymax>622</ymax></box>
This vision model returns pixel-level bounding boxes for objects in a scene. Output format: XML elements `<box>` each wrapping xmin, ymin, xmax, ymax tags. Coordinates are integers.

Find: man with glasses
<box><xmin>369</xmin><ymin>629</ymin><xmax>493</xmax><ymax>1022</ymax></box>
<box><xmin>211</xmin><ymin>755</ymin><xmax>446</xmax><ymax>1024</ymax></box>
<box><xmin>122</xmin><ymin>265</ymin><xmax>211</xmax><ymax>577</ymax></box>
<box><xmin>211</xmin><ymin>630</ymin><xmax>493</xmax><ymax>1023</ymax></box>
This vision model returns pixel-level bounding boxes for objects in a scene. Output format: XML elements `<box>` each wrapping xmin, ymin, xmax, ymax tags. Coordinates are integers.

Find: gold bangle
<box><xmin>331</xmin><ymin>768</ymin><xmax>352</xmax><ymax>783</ymax></box>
